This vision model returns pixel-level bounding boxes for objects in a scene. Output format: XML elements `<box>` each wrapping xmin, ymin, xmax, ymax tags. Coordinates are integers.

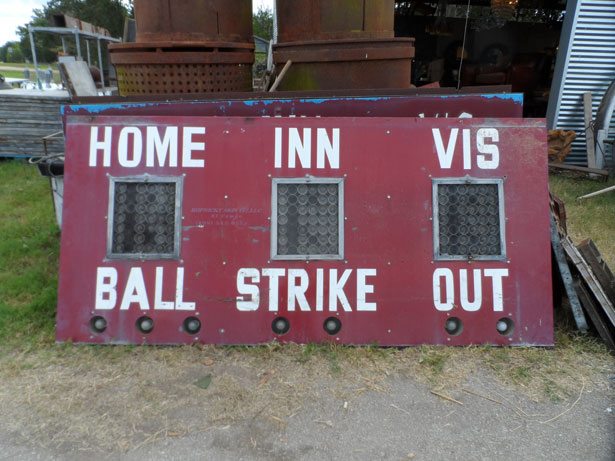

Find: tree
<box><xmin>15</xmin><ymin>0</ymin><xmax>131</xmax><ymax>62</ymax></box>
<box><xmin>253</xmin><ymin>6</ymin><xmax>273</xmax><ymax>41</ymax></box>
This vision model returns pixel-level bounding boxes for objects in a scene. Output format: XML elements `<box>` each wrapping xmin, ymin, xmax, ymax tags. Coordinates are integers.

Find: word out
<box><xmin>432</xmin><ymin>268</ymin><xmax>509</xmax><ymax>312</ymax></box>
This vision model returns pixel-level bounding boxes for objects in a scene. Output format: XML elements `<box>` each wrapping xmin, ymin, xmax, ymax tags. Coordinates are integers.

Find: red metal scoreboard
<box><xmin>57</xmin><ymin>94</ymin><xmax>553</xmax><ymax>345</ymax></box>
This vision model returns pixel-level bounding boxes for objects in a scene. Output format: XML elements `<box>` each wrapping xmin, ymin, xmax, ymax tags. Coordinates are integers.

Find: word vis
<box><xmin>433</xmin><ymin>268</ymin><xmax>509</xmax><ymax>312</ymax></box>
<box><xmin>432</xmin><ymin>128</ymin><xmax>500</xmax><ymax>170</ymax></box>
<box><xmin>236</xmin><ymin>268</ymin><xmax>376</xmax><ymax>312</ymax></box>
<box><xmin>275</xmin><ymin>127</ymin><xmax>340</xmax><ymax>169</ymax></box>
<box><xmin>95</xmin><ymin>266</ymin><xmax>195</xmax><ymax>311</ymax></box>
<box><xmin>89</xmin><ymin>126</ymin><xmax>206</xmax><ymax>168</ymax></box>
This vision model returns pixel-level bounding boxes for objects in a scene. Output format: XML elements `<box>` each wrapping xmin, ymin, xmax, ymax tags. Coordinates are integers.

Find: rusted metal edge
<box><xmin>548</xmin><ymin>162</ymin><xmax>609</xmax><ymax>176</ymax></box>
<box><xmin>110</xmin><ymin>51</ymin><xmax>254</xmax><ymax>65</ymax></box>
<box><xmin>109</xmin><ymin>41</ymin><xmax>255</xmax><ymax>51</ymax></box>
<box><xmin>72</xmin><ymin>86</ymin><xmax>515</xmax><ymax>105</ymax></box>
<box><xmin>273</xmin><ymin>45</ymin><xmax>415</xmax><ymax>64</ymax></box>
<box><xmin>273</xmin><ymin>37</ymin><xmax>415</xmax><ymax>48</ymax></box>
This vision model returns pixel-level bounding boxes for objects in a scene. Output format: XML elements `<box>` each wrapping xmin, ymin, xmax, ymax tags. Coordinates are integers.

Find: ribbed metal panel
<box><xmin>547</xmin><ymin>0</ymin><xmax>615</xmax><ymax>166</ymax></box>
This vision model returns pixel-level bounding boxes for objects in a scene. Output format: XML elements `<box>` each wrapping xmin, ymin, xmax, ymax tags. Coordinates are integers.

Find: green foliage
<box><xmin>12</xmin><ymin>0</ymin><xmax>132</xmax><ymax>62</ymax></box>
<box><xmin>253</xmin><ymin>5</ymin><xmax>273</xmax><ymax>41</ymax></box>
<box><xmin>0</xmin><ymin>161</ymin><xmax>60</xmax><ymax>350</ymax></box>
<box><xmin>0</xmin><ymin>42</ymin><xmax>25</xmax><ymax>63</ymax></box>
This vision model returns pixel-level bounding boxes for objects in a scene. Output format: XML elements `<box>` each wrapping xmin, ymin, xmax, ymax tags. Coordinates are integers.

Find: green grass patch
<box><xmin>549</xmin><ymin>174</ymin><xmax>615</xmax><ymax>267</ymax></box>
<box><xmin>0</xmin><ymin>161</ymin><xmax>60</xmax><ymax>351</ymax></box>
<box><xmin>0</xmin><ymin>63</ymin><xmax>62</xmax><ymax>84</ymax></box>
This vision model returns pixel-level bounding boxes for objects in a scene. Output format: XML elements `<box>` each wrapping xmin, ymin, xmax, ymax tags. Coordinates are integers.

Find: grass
<box><xmin>549</xmin><ymin>174</ymin><xmax>615</xmax><ymax>267</ymax></box>
<box><xmin>0</xmin><ymin>62</ymin><xmax>62</xmax><ymax>84</ymax></box>
<box><xmin>0</xmin><ymin>162</ymin><xmax>613</xmax><ymax>451</ymax></box>
<box><xmin>0</xmin><ymin>161</ymin><xmax>59</xmax><ymax>351</ymax></box>
<box><xmin>0</xmin><ymin>62</ymin><xmax>58</xmax><ymax>71</ymax></box>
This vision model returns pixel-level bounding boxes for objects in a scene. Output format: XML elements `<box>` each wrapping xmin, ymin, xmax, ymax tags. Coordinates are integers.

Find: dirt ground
<box><xmin>0</xmin><ymin>343</ymin><xmax>613</xmax><ymax>460</ymax></box>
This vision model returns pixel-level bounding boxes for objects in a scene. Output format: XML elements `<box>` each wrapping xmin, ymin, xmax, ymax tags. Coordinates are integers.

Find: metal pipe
<box><xmin>61</xmin><ymin>37</ymin><xmax>67</xmax><ymax>54</ymax></box>
<box><xmin>28</xmin><ymin>26</ymin><xmax>42</xmax><ymax>89</ymax></box>
<box><xmin>86</xmin><ymin>40</ymin><xmax>92</xmax><ymax>65</ymax></box>
<box><xmin>273</xmin><ymin>0</ymin><xmax>278</xmax><ymax>44</ymax></box>
<box><xmin>75</xmin><ymin>30</ymin><xmax>82</xmax><ymax>60</ymax></box>
<box><xmin>97</xmin><ymin>39</ymin><xmax>105</xmax><ymax>88</ymax></box>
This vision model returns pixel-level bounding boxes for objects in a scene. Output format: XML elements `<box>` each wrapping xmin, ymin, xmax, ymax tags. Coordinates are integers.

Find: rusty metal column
<box><xmin>109</xmin><ymin>0</ymin><xmax>255</xmax><ymax>95</ymax></box>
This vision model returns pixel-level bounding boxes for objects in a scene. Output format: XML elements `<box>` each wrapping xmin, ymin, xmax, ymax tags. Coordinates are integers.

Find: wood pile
<box><xmin>548</xmin><ymin>129</ymin><xmax>576</xmax><ymax>163</ymax></box>
<box><xmin>0</xmin><ymin>92</ymin><xmax>68</xmax><ymax>157</ymax></box>
<box><xmin>551</xmin><ymin>195</ymin><xmax>615</xmax><ymax>352</ymax></box>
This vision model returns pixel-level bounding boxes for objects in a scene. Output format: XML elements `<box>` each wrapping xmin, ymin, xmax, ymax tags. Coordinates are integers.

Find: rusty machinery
<box><xmin>273</xmin><ymin>0</ymin><xmax>415</xmax><ymax>91</ymax></box>
<box><xmin>109</xmin><ymin>0</ymin><xmax>255</xmax><ymax>95</ymax></box>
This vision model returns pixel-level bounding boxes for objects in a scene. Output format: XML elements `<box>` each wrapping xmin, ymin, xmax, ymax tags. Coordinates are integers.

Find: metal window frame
<box><xmin>106</xmin><ymin>174</ymin><xmax>184</xmax><ymax>260</ymax></box>
<box><xmin>432</xmin><ymin>176</ymin><xmax>506</xmax><ymax>262</ymax></box>
<box><xmin>271</xmin><ymin>177</ymin><xmax>345</xmax><ymax>261</ymax></box>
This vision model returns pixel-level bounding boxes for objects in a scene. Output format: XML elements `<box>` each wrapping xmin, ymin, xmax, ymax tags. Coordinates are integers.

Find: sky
<box><xmin>0</xmin><ymin>0</ymin><xmax>274</xmax><ymax>47</ymax></box>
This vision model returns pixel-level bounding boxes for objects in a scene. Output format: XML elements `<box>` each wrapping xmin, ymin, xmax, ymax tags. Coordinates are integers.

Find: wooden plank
<box><xmin>549</xmin><ymin>194</ymin><xmax>567</xmax><ymax>235</ymax></box>
<box><xmin>583</xmin><ymin>92</ymin><xmax>596</xmax><ymax>168</ymax></box>
<box><xmin>561</xmin><ymin>234</ymin><xmax>615</xmax><ymax>328</ymax></box>
<box><xmin>548</xmin><ymin>162</ymin><xmax>609</xmax><ymax>176</ymax></box>
<box><xmin>577</xmin><ymin>239</ymin><xmax>615</xmax><ymax>303</ymax></box>
<box><xmin>574</xmin><ymin>278</ymin><xmax>615</xmax><ymax>352</ymax></box>
<box><xmin>550</xmin><ymin>215</ymin><xmax>588</xmax><ymax>332</ymax></box>
<box><xmin>59</xmin><ymin>61</ymin><xmax>98</xmax><ymax>97</ymax></box>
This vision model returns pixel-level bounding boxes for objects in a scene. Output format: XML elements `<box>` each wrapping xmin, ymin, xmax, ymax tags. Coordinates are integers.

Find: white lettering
<box><xmin>118</xmin><ymin>127</ymin><xmax>143</xmax><ymax>168</ymax></box>
<box><xmin>182</xmin><ymin>127</ymin><xmax>206</xmax><ymax>168</ymax></box>
<box><xmin>236</xmin><ymin>268</ymin><xmax>260</xmax><ymax>311</ymax></box>
<box><xmin>146</xmin><ymin>126</ymin><xmax>178</xmax><ymax>167</ymax></box>
<box><xmin>89</xmin><ymin>126</ymin><xmax>112</xmax><ymax>167</ymax></box>
<box><xmin>484</xmin><ymin>268</ymin><xmax>508</xmax><ymax>311</ymax></box>
<box><xmin>316</xmin><ymin>268</ymin><xmax>324</xmax><ymax>311</ymax></box>
<box><xmin>433</xmin><ymin>268</ymin><xmax>454</xmax><ymax>311</ymax></box>
<box><xmin>462</xmin><ymin>129</ymin><xmax>472</xmax><ymax>170</ymax></box>
<box><xmin>316</xmin><ymin>128</ymin><xmax>340</xmax><ymax>169</ymax></box>
<box><xmin>154</xmin><ymin>267</ymin><xmax>174</xmax><ymax>310</ymax></box>
<box><xmin>432</xmin><ymin>128</ymin><xmax>458</xmax><ymax>169</ymax></box>
<box><xmin>289</xmin><ymin>128</ymin><xmax>311</xmax><ymax>168</ymax></box>
<box><xmin>175</xmin><ymin>267</ymin><xmax>195</xmax><ymax>310</ymax></box>
<box><xmin>95</xmin><ymin>267</ymin><xmax>117</xmax><ymax>310</ymax></box>
<box><xmin>329</xmin><ymin>269</ymin><xmax>352</xmax><ymax>312</ymax></box>
<box><xmin>288</xmin><ymin>269</ymin><xmax>310</xmax><ymax>311</ymax></box>
<box><xmin>120</xmin><ymin>267</ymin><xmax>150</xmax><ymax>310</ymax></box>
<box><xmin>356</xmin><ymin>269</ymin><xmax>377</xmax><ymax>311</ymax></box>
<box><xmin>476</xmin><ymin>128</ymin><xmax>500</xmax><ymax>169</ymax></box>
<box><xmin>275</xmin><ymin>127</ymin><xmax>283</xmax><ymax>168</ymax></box>
<box><xmin>235</xmin><ymin>268</ymin><xmax>377</xmax><ymax>313</ymax></box>
<box><xmin>460</xmin><ymin>269</ymin><xmax>482</xmax><ymax>312</ymax></box>
<box><xmin>263</xmin><ymin>268</ymin><xmax>285</xmax><ymax>311</ymax></box>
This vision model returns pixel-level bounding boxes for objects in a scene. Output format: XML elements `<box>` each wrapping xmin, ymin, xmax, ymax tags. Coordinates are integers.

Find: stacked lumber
<box><xmin>550</xmin><ymin>194</ymin><xmax>615</xmax><ymax>352</ymax></box>
<box><xmin>0</xmin><ymin>92</ymin><xmax>69</xmax><ymax>157</ymax></box>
